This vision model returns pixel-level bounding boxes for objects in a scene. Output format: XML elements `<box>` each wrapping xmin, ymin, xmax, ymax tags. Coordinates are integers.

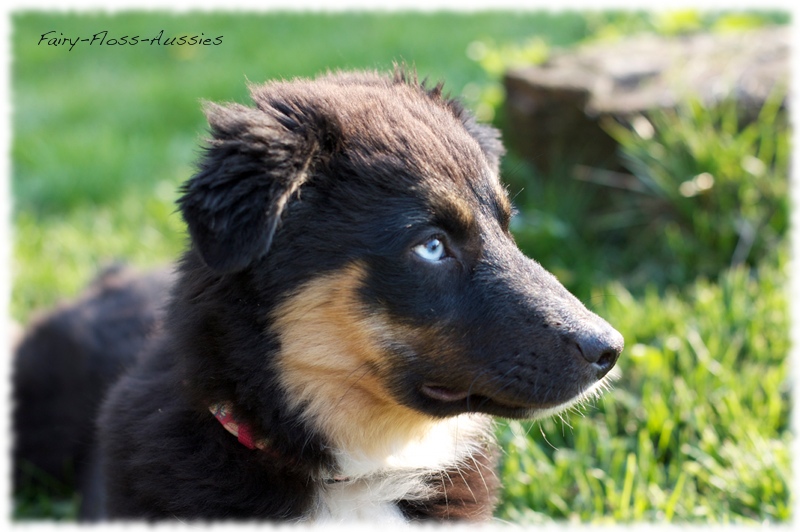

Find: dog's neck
<box><xmin>210</xmin><ymin>402</ymin><xmax>352</xmax><ymax>483</ymax></box>
<box><xmin>210</xmin><ymin>400</ymin><xmax>491</xmax><ymax>477</ymax></box>
<box><xmin>210</xmin><ymin>400</ymin><xmax>494</xmax><ymax>522</ymax></box>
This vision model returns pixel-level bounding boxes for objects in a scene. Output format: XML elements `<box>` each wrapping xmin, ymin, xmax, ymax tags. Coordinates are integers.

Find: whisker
<box><xmin>538</xmin><ymin>422</ymin><xmax>558</xmax><ymax>451</ymax></box>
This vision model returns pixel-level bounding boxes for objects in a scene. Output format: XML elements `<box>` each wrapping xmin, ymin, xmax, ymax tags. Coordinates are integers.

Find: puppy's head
<box><xmin>178</xmin><ymin>70</ymin><xmax>622</xmax><ymax>453</ymax></box>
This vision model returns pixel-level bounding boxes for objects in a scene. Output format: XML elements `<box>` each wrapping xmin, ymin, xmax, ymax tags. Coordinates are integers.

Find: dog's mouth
<box><xmin>420</xmin><ymin>384</ymin><xmax>470</xmax><ymax>403</ymax></box>
<box><xmin>418</xmin><ymin>377</ymin><xmax>610</xmax><ymax>419</ymax></box>
<box><xmin>420</xmin><ymin>383</ymin><xmax>542</xmax><ymax>417</ymax></box>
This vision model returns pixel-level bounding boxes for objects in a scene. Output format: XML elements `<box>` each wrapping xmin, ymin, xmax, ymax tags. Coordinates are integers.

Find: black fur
<box><xmin>13</xmin><ymin>69</ymin><xmax>623</xmax><ymax>522</ymax></box>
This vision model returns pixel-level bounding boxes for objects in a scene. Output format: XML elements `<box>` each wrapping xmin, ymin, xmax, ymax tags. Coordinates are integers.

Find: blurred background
<box><xmin>10</xmin><ymin>9</ymin><xmax>791</xmax><ymax>523</ymax></box>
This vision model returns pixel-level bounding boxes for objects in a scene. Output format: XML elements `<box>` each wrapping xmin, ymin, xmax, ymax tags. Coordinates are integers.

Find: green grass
<box><xmin>602</xmin><ymin>93</ymin><xmax>789</xmax><ymax>284</ymax></box>
<box><xmin>13</xmin><ymin>11</ymin><xmax>591</xmax><ymax>215</ymax></box>
<box><xmin>11</xmin><ymin>10</ymin><xmax>791</xmax><ymax>524</ymax></box>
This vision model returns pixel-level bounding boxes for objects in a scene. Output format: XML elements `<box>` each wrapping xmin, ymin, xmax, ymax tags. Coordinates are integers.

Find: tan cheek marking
<box><xmin>271</xmin><ymin>263</ymin><xmax>437</xmax><ymax>458</ymax></box>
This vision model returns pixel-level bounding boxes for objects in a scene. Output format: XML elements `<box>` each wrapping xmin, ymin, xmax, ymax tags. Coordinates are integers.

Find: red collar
<box><xmin>209</xmin><ymin>402</ymin><xmax>267</xmax><ymax>451</ymax></box>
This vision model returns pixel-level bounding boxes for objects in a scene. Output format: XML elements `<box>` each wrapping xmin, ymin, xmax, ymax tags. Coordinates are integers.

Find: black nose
<box><xmin>573</xmin><ymin>324</ymin><xmax>624</xmax><ymax>378</ymax></box>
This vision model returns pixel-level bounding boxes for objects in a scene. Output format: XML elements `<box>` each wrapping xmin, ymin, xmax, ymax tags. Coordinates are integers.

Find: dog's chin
<box><xmin>414</xmin><ymin>378</ymin><xmax>610</xmax><ymax>420</ymax></box>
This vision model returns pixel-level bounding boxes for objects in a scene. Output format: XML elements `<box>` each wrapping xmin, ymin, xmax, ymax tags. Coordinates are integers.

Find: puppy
<box><xmin>14</xmin><ymin>69</ymin><xmax>623</xmax><ymax>523</ymax></box>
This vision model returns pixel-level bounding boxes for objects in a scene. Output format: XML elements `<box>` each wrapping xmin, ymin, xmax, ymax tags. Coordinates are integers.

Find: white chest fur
<box><xmin>308</xmin><ymin>413</ymin><xmax>492</xmax><ymax>523</ymax></box>
<box><xmin>313</xmin><ymin>479</ymin><xmax>410</xmax><ymax>523</ymax></box>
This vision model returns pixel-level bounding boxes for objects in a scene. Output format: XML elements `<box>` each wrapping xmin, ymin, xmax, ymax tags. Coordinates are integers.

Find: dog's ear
<box><xmin>178</xmin><ymin>100</ymin><xmax>333</xmax><ymax>273</ymax></box>
<box><xmin>459</xmin><ymin>115</ymin><xmax>505</xmax><ymax>175</ymax></box>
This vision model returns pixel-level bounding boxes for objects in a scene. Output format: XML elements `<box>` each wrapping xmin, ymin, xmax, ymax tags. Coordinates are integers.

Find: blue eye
<box><xmin>413</xmin><ymin>238</ymin><xmax>446</xmax><ymax>262</ymax></box>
